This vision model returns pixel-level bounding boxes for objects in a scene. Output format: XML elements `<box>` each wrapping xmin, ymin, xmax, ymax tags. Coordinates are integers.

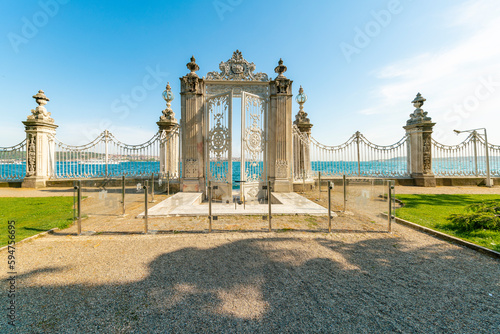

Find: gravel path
<box><xmin>1</xmin><ymin>186</ymin><xmax>499</xmax><ymax>332</ymax></box>
<box><xmin>2</xmin><ymin>210</ymin><xmax>500</xmax><ymax>332</ymax></box>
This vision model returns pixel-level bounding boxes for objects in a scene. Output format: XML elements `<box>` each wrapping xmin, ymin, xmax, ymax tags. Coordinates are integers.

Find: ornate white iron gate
<box><xmin>205</xmin><ymin>91</ymin><xmax>233</xmax><ymax>202</ymax></box>
<box><xmin>241</xmin><ymin>92</ymin><xmax>267</xmax><ymax>201</ymax></box>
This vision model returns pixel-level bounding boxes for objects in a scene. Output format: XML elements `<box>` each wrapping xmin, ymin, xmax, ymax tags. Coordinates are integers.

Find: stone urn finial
<box><xmin>33</xmin><ymin>89</ymin><xmax>49</xmax><ymax>106</ymax></box>
<box><xmin>274</xmin><ymin>58</ymin><xmax>287</xmax><ymax>78</ymax></box>
<box><xmin>27</xmin><ymin>89</ymin><xmax>54</xmax><ymax>123</ymax></box>
<box><xmin>407</xmin><ymin>92</ymin><xmax>431</xmax><ymax>126</ymax></box>
<box><xmin>186</xmin><ymin>55</ymin><xmax>200</xmax><ymax>76</ymax></box>
<box><xmin>412</xmin><ymin>92</ymin><xmax>426</xmax><ymax>109</ymax></box>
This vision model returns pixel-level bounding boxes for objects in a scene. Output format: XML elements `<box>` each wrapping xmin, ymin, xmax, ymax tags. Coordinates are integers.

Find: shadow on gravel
<box><xmin>10</xmin><ymin>237</ymin><xmax>500</xmax><ymax>333</ymax></box>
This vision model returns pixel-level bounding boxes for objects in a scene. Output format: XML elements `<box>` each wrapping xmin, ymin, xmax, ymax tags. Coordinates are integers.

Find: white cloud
<box><xmin>359</xmin><ymin>0</ymin><xmax>500</xmax><ymax>144</ymax></box>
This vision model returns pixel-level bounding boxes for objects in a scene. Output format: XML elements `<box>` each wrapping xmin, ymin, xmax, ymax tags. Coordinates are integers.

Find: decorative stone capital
<box><xmin>27</xmin><ymin>90</ymin><xmax>54</xmax><ymax>123</ymax></box>
<box><xmin>406</xmin><ymin>92</ymin><xmax>432</xmax><ymax>126</ymax></box>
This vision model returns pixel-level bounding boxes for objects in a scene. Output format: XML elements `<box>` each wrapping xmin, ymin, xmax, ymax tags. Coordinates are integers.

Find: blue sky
<box><xmin>1</xmin><ymin>0</ymin><xmax>499</xmax><ymax>151</ymax></box>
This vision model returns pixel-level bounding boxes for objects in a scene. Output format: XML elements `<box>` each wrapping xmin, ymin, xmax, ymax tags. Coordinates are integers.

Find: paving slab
<box><xmin>138</xmin><ymin>192</ymin><xmax>335</xmax><ymax>217</ymax></box>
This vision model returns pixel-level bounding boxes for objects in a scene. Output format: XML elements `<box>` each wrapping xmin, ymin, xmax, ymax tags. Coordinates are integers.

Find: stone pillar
<box><xmin>268</xmin><ymin>59</ymin><xmax>294</xmax><ymax>192</ymax></box>
<box><xmin>403</xmin><ymin>93</ymin><xmax>436</xmax><ymax>187</ymax></box>
<box><xmin>22</xmin><ymin>90</ymin><xmax>58</xmax><ymax>188</ymax></box>
<box><xmin>157</xmin><ymin>82</ymin><xmax>179</xmax><ymax>179</ymax></box>
<box><xmin>293</xmin><ymin>86</ymin><xmax>313</xmax><ymax>180</ymax></box>
<box><xmin>180</xmin><ymin>56</ymin><xmax>206</xmax><ymax>192</ymax></box>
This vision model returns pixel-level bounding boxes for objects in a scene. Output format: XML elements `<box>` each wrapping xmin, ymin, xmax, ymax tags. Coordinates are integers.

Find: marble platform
<box><xmin>137</xmin><ymin>192</ymin><xmax>335</xmax><ymax>217</ymax></box>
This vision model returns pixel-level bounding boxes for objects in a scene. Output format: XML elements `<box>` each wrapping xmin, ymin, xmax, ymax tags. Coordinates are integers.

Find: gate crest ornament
<box><xmin>206</xmin><ymin>50</ymin><xmax>268</xmax><ymax>81</ymax></box>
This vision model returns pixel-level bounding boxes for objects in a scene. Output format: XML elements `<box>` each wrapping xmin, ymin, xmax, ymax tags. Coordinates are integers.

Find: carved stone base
<box><xmin>181</xmin><ymin>178</ymin><xmax>205</xmax><ymax>193</ymax></box>
<box><xmin>292</xmin><ymin>180</ymin><xmax>315</xmax><ymax>192</ymax></box>
<box><xmin>22</xmin><ymin>176</ymin><xmax>48</xmax><ymax>188</ymax></box>
<box><xmin>412</xmin><ymin>174</ymin><xmax>436</xmax><ymax>187</ymax></box>
<box><xmin>272</xmin><ymin>180</ymin><xmax>293</xmax><ymax>192</ymax></box>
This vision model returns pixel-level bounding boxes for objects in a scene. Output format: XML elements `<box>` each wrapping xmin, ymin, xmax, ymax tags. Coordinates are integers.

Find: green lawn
<box><xmin>0</xmin><ymin>197</ymin><xmax>75</xmax><ymax>247</ymax></box>
<box><xmin>395</xmin><ymin>194</ymin><xmax>500</xmax><ymax>252</ymax></box>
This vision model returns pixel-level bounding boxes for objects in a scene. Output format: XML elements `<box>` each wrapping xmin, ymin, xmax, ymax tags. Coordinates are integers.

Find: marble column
<box><xmin>157</xmin><ymin>83</ymin><xmax>179</xmax><ymax>179</ymax></box>
<box><xmin>179</xmin><ymin>56</ymin><xmax>206</xmax><ymax>192</ymax></box>
<box><xmin>268</xmin><ymin>59</ymin><xmax>294</xmax><ymax>192</ymax></box>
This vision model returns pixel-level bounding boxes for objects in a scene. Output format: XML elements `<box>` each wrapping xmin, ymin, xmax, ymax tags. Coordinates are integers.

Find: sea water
<box><xmin>2</xmin><ymin>158</ymin><xmax>498</xmax><ymax>186</ymax></box>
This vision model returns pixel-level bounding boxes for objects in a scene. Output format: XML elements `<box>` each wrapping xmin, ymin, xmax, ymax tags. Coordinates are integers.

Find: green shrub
<box><xmin>446</xmin><ymin>200</ymin><xmax>500</xmax><ymax>231</ymax></box>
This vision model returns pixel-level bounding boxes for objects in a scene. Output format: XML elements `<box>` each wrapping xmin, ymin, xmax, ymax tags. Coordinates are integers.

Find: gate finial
<box><xmin>294</xmin><ymin>86</ymin><xmax>312</xmax><ymax>133</ymax></box>
<box><xmin>274</xmin><ymin>58</ymin><xmax>287</xmax><ymax>78</ymax></box>
<box><xmin>27</xmin><ymin>90</ymin><xmax>54</xmax><ymax>123</ymax></box>
<box><xmin>407</xmin><ymin>92</ymin><xmax>431</xmax><ymax>125</ymax></box>
<box><xmin>186</xmin><ymin>56</ymin><xmax>199</xmax><ymax>76</ymax></box>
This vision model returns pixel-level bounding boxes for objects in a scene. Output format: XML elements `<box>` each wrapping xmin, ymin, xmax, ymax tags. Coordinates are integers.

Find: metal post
<box><xmin>73</xmin><ymin>180</ymin><xmax>76</xmax><ymax>222</ymax></box>
<box><xmin>104</xmin><ymin>130</ymin><xmax>109</xmax><ymax>177</ymax></box>
<box><xmin>484</xmin><ymin>129</ymin><xmax>492</xmax><ymax>187</ymax></box>
<box><xmin>473</xmin><ymin>131</ymin><xmax>478</xmax><ymax>176</ymax></box>
<box><xmin>208</xmin><ymin>181</ymin><xmax>212</xmax><ymax>232</ymax></box>
<box><xmin>150</xmin><ymin>173</ymin><xmax>155</xmax><ymax>202</ymax></box>
<box><xmin>151</xmin><ymin>173</ymin><xmax>155</xmax><ymax>203</ymax></box>
<box><xmin>343</xmin><ymin>174</ymin><xmax>347</xmax><ymax>212</ymax></box>
<box><xmin>328</xmin><ymin>181</ymin><xmax>332</xmax><ymax>233</ymax></box>
<box><xmin>356</xmin><ymin>132</ymin><xmax>361</xmax><ymax>176</ymax></box>
<box><xmin>318</xmin><ymin>171</ymin><xmax>321</xmax><ymax>199</ymax></box>
<box><xmin>76</xmin><ymin>180</ymin><xmax>82</xmax><ymax>235</ymax></box>
<box><xmin>268</xmin><ymin>180</ymin><xmax>272</xmax><ymax>232</ymax></box>
<box><xmin>388</xmin><ymin>182</ymin><xmax>393</xmax><ymax>233</ymax></box>
<box><xmin>121</xmin><ymin>175</ymin><xmax>125</xmax><ymax>215</ymax></box>
<box><xmin>143</xmin><ymin>180</ymin><xmax>148</xmax><ymax>234</ymax></box>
